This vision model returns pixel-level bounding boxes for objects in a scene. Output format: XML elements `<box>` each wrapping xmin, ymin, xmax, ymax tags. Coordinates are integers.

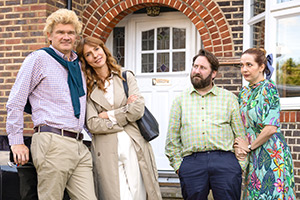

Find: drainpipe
<box><xmin>66</xmin><ymin>0</ymin><xmax>72</xmax><ymax>10</ymax></box>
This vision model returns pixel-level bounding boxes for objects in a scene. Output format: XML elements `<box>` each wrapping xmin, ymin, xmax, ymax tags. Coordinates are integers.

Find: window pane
<box><xmin>142</xmin><ymin>53</ymin><xmax>154</xmax><ymax>73</ymax></box>
<box><xmin>251</xmin><ymin>20</ymin><xmax>265</xmax><ymax>48</ymax></box>
<box><xmin>157</xmin><ymin>53</ymin><xmax>169</xmax><ymax>72</ymax></box>
<box><xmin>113</xmin><ymin>27</ymin><xmax>125</xmax><ymax>67</ymax></box>
<box><xmin>173</xmin><ymin>28</ymin><xmax>186</xmax><ymax>49</ymax></box>
<box><xmin>173</xmin><ymin>52</ymin><xmax>185</xmax><ymax>72</ymax></box>
<box><xmin>251</xmin><ymin>0</ymin><xmax>265</xmax><ymax>17</ymax></box>
<box><xmin>276</xmin><ymin>15</ymin><xmax>300</xmax><ymax>97</ymax></box>
<box><xmin>157</xmin><ymin>27</ymin><xmax>170</xmax><ymax>50</ymax></box>
<box><xmin>142</xmin><ymin>29</ymin><xmax>154</xmax><ymax>50</ymax></box>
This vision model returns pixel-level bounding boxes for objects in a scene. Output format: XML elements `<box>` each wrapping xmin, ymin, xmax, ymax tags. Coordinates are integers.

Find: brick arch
<box><xmin>82</xmin><ymin>0</ymin><xmax>233</xmax><ymax>57</ymax></box>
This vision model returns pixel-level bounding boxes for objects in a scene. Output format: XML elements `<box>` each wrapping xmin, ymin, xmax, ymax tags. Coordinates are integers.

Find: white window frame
<box><xmin>243</xmin><ymin>0</ymin><xmax>300</xmax><ymax>110</ymax></box>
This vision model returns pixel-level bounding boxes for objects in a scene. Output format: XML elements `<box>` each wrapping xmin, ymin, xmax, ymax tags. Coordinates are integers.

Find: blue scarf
<box><xmin>24</xmin><ymin>47</ymin><xmax>85</xmax><ymax>119</ymax></box>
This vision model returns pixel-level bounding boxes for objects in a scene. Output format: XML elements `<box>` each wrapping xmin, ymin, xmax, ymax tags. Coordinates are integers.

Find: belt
<box><xmin>34</xmin><ymin>125</ymin><xmax>83</xmax><ymax>140</ymax></box>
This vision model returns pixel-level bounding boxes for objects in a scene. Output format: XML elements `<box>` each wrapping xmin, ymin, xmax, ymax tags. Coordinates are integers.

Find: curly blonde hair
<box><xmin>43</xmin><ymin>9</ymin><xmax>82</xmax><ymax>41</ymax></box>
<box><xmin>76</xmin><ymin>36</ymin><xmax>123</xmax><ymax>97</ymax></box>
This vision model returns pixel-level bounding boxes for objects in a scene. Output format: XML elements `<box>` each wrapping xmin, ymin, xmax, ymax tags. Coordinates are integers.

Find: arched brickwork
<box><xmin>82</xmin><ymin>0</ymin><xmax>233</xmax><ymax>57</ymax></box>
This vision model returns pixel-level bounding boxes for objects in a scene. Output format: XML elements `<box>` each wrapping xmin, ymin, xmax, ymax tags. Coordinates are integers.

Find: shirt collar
<box><xmin>189</xmin><ymin>84</ymin><xmax>218</xmax><ymax>96</ymax></box>
<box><xmin>49</xmin><ymin>45</ymin><xmax>78</xmax><ymax>62</ymax></box>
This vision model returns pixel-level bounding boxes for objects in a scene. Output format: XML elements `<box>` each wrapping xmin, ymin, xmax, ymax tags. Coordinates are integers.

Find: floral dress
<box><xmin>239</xmin><ymin>79</ymin><xmax>296</xmax><ymax>200</ymax></box>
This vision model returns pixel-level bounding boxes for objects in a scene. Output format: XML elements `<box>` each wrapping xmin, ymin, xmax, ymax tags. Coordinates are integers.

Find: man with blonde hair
<box><xmin>6</xmin><ymin>9</ymin><xmax>97</xmax><ymax>200</ymax></box>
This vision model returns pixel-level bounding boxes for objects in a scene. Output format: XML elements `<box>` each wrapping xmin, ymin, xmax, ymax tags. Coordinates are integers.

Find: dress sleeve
<box><xmin>261</xmin><ymin>82</ymin><xmax>281</xmax><ymax>128</ymax></box>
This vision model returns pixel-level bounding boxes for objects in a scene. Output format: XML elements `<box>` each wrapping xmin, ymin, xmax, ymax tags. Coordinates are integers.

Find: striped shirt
<box><xmin>165</xmin><ymin>85</ymin><xmax>246</xmax><ymax>171</ymax></box>
<box><xmin>6</xmin><ymin>46</ymin><xmax>86</xmax><ymax>145</ymax></box>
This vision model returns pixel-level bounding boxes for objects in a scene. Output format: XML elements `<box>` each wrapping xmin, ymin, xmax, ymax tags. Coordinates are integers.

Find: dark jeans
<box><xmin>178</xmin><ymin>151</ymin><xmax>242</xmax><ymax>200</ymax></box>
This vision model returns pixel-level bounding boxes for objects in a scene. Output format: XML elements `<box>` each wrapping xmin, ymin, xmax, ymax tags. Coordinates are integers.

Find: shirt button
<box><xmin>202</xmin><ymin>119</ymin><xmax>204</xmax><ymax>122</ymax></box>
<box><xmin>98</xmin><ymin>152</ymin><xmax>101</xmax><ymax>157</ymax></box>
<box><xmin>202</xmin><ymin>132</ymin><xmax>205</xmax><ymax>134</ymax></box>
<box><xmin>201</xmin><ymin>107</ymin><xmax>204</xmax><ymax>110</ymax></box>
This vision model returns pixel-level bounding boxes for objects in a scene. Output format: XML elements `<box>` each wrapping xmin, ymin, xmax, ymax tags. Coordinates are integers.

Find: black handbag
<box><xmin>122</xmin><ymin>71</ymin><xmax>159</xmax><ymax>141</ymax></box>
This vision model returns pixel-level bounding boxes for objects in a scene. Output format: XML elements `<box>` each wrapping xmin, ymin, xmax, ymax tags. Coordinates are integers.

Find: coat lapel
<box><xmin>90</xmin><ymin>86</ymin><xmax>112</xmax><ymax>111</ymax></box>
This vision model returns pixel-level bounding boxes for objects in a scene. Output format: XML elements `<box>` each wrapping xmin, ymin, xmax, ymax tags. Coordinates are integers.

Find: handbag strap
<box><xmin>122</xmin><ymin>71</ymin><xmax>129</xmax><ymax>98</ymax></box>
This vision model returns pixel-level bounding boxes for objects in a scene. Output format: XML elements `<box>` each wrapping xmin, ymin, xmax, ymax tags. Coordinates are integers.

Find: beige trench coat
<box><xmin>86</xmin><ymin>70</ymin><xmax>162</xmax><ymax>200</ymax></box>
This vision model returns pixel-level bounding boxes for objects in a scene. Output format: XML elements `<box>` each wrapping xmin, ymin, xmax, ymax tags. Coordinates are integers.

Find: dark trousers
<box><xmin>17</xmin><ymin>164</ymin><xmax>38</xmax><ymax>200</ymax></box>
<box><xmin>178</xmin><ymin>151</ymin><xmax>242</xmax><ymax>200</ymax></box>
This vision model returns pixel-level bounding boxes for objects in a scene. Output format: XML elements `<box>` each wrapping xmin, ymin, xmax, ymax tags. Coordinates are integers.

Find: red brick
<box><xmin>206</xmin><ymin>1</ymin><xmax>216</xmax><ymax>11</ymax></box>
<box><xmin>6</xmin><ymin>39</ymin><xmax>21</xmax><ymax>44</ymax></box>
<box><xmin>297</xmin><ymin>111</ymin><xmax>300</xmax><ymax>122</ymax></box>
<box><xmin>221</xmin><ymin>31</ymin><xmax>230</xmax><ymax>38</ymax></box>
<box><xmin>285</xmin><ymin>112</ymin><xmax>289</xmax><ymax>122</ymax></box>
<box><xmin>203</xmin><ymin>40</ymin><xmax>212</xmax><ymax>47</ymax></box>
<box><xmin>213</xmin><ymin>13</ymin><xmax>224</xmax><ymax>21</ymax></box>
<box><xmin>223</xmin><ymin>38</ymin><xmax>232</xmax><ymax>45</ymax></box>
<box><xmin>178</xmin><ymin>3</ymin><xmax>187</xmax><ymax>12</ymax></box>
<box><xmin>86</xmin><ymin>5</ymin><xmax>94</xmax><ymax>15</ymax></box>
<box><xmin>213</xmin><ymin>38</ymin><xmax>221</xmax><ymax>45</ymax></box>
<box><xmin>290</xmin><ymin>112</ymin><xmax>296</xmax><ymax>122</ymax></box>
<box><xmin>30</xmin><ymin>5</ymin><xmax>47</xmax><ymax>11</ymax></box>
<box><xmin>214</xmin><ymin>46</ymin><xmax>222</xmax><ymax>52</ymax></box>
<box><xmin>217</xmin><ymin>19</ymin><xmax>226</xmax><ymax>27</ymax></box>
<box><xmin>14</xmin><ymin>6</ymin><xmax>30</xmax><ymax>12</ymax></box>
<box><xmin>199</xmin><ymin>9</ymin><xmax>209</xmax><ymax>19</ymax></box>
<box><xmin>211</xmin><ymin>33</ymin><xmax>220</xmax><ymax>40</ymax></box>
<box><xmin>224</xmin><ymin>52</ymin><xmax>232</xmax><ymax>57</ymax></box>
<box><xmin>223</xmin><ymin>45</ymin><xmax>232</xmax><ymax>51</ymax></box>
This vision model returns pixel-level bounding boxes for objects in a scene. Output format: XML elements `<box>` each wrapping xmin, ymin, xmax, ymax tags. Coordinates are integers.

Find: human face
<box><xmin>47</xmin><ymin>23</ymin><xmax>76</xmax><ymax>57</ymax></box>
<box><xmin>191</xmin><ymin>56</ymin><xmax>216</xmax><ymax>90</ymax></box>
<box><xmin>83</xmin><ymin>44</ymin><xmax>107</xmax><ymax>70</ymax></box>
<box><xmin>240</xmin><ymin>53</ymin><xmax>264</xmax><ymax>84</ymax></box>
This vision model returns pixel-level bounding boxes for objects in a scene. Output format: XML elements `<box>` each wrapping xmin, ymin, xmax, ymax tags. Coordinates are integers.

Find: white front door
<box><xmin>107</xmin><ymin>12</ymin><xmax>201</xmax><ymax>170</ymax></box>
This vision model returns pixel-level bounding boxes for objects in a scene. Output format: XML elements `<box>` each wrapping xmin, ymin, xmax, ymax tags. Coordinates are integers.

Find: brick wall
<box><xmin>0</xmin><ymin>0</ymin><xmax>48</xmax><ymax>136</ymax></box>
<box><xmin>216</xmin><ymin>0</ymin><xmax>243</xmax><ymax>56</ymax></box>
<box><xmin>280</xmin><ymin>111</ymin><xmax>300</xmax><ymax>199</ymax></box>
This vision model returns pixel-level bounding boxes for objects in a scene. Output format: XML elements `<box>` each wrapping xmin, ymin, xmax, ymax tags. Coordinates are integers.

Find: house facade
<box><xmin>0</xmin><ymin>0</ymin><xmax>299</xmax><ymax>198</ymax></box>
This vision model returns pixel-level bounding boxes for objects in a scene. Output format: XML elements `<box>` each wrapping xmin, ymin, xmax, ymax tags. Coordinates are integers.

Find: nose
<box><xmin>92</xmin><ymin>51</ymin><xmax>97</xmax><ymax>58</ymax></box>
<box><xmin>240</xmin><ymin>65</ymin><xmax>247</xmax><ymax>72</ymax></box>
<box><xmin>62</xmin><ymin>33</ymin><xmax>70</xmax><ymax>40</ymax></box>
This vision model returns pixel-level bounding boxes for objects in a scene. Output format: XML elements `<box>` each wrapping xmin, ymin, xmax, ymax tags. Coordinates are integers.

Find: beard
<box><xmin>190</xmin><ymin>71</ymin><xmax>213</xmax><ymax>89</ymax></box>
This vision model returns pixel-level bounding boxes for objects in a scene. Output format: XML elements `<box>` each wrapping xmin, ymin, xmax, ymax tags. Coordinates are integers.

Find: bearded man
<box><xmin>165</xmin><ymin>49</ymin><xmax>246</xmax><ymax>200</ymax></box>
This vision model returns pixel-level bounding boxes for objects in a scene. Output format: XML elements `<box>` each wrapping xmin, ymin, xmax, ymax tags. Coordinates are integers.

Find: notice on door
<box><xmin>152</xmin><ymin>78</ymin><xmax>171</xmax><ymax>86</ymax></box>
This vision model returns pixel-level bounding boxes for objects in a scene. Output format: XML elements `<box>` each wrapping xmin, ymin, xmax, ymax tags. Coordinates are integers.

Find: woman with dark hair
<box><xmin>76</xmin><ymin>36</ymin><xmax>162</xmax><ymax>200</ymax></box>
<box><xmin>234</xmin><ymin>48</ymin><xmax>296</xmax><ymax>199</ymax></box>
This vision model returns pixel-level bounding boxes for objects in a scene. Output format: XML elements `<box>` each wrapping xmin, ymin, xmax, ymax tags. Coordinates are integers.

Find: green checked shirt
<box><xmin>165</xmin><ymin>85</ymin><xmax>246</xmax><ymax>171</ymax></box>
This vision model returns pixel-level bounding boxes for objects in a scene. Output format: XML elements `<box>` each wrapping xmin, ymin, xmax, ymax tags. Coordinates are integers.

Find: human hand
<box><xmin>98</xmin><ymin>112</ymin><xmax>108</xmax><ymax>119</ymax></box>
<box><xmin>11</xmin><ymin>144</ymin><xmax>29</xmax><ymax>166</ymax></box>
<box><xmin>234</xmin><ymin>137</ymin><xmax>250</xmax><ymax>153</ymax></box>
<box><xmin>234</xmin><ymin>147</ymin><xmax>248</xmax><ymax>161</ymax></box>
<box><xmin>127</xmin><ymin>95</ymin><xmax>138</xmax><ymax>104</ymax></box>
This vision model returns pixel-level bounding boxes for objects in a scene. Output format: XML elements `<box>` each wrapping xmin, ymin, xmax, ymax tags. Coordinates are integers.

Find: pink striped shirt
<box><xmin>6</xmin><ymin>46</ymin><xmax>86</xmax><ymax>145</ymax></box>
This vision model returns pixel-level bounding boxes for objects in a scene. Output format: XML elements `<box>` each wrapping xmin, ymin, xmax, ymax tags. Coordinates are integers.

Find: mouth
<box><xmin>95</xmin><ymin>57</ymin><xmax>102</xmax><ymax>63</ymax></box>
<box><xmin>193</xmin><ymin>75</ymin><xmax>202</xmax><ymax>79</ymax></box>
